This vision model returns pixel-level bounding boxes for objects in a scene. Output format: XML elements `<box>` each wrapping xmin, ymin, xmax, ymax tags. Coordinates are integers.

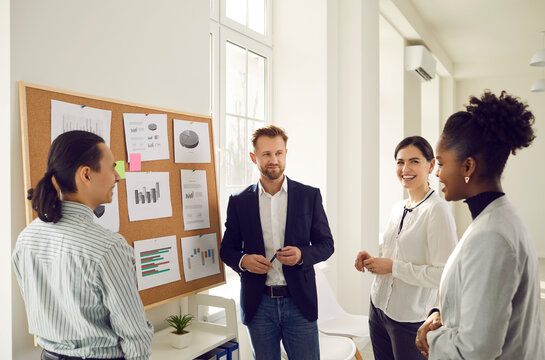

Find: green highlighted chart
<box><xmin>134</xmin><ymin>235</ymin><xmax>181</xmax><ymax>290</ymax></box>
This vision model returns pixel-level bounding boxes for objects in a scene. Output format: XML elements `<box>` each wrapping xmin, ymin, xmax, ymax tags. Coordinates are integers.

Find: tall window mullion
<box><xmin>209</xmin><ymin>0</ymin><xmax>271</xmax><ymax>299</ymax></box>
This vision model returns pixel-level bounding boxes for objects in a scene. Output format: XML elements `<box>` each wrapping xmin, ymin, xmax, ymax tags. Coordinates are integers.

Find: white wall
<box><xmin>403</xmin><ymin>62</ymin><xmax>422</xmax><ymax>137</ymax></box>
<box><xmin>421</xmin><ymin>76</ymin><xmax>440</xmax><ymax>192</ymax></box>
<box><xmin>379</xmin><ymin>16</ymin><xmax>404</xmax><ymax>233</ymax></box>
<box><xmin>273</xmin><ymin>0</ymin><xmax>328</xmax><ymax>194</ymax></box>
<box><xmin>2</xmin><ymin>0</ymin><xmax>12</xmax><ymax>358</ymax></box>
<box><xmin>10</xmin><ymin>1</ymin><xmax>209</xmax><ymax>358</ymax></box>
<box><xmin>455</xmin><ymin>75</ymin><xmax>545</xmax><ymax>256</ymax></box>
<box><xmin>335</xmin><ymin>0</ymin><xmax>380</xmax><ymax>315</ymax></box>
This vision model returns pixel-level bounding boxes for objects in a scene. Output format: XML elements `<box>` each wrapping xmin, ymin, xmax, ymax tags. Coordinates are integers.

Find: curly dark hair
<box><xmin>440</xmin><ymin>90</ymin><xmax>535</xmax><ymax>179</ymax></box>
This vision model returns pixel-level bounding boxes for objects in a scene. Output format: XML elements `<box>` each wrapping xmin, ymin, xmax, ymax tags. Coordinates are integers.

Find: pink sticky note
<box><xmin>129</xmin><ymin>153</ymin><xmax>141</xmax><ymax>171</ymax></box>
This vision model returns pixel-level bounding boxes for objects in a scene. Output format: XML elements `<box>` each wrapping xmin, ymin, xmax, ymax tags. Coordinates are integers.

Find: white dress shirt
<box><xmin>259</xmin><ymin>177</ymin><xmax>288</xmax><ymax>286</ymax></box>
<box><xmin>371</xmin><ymin>190</ymin><xmax>457</xmax><ymax>322</ymax></box>
<box><xmin>428</xmin><ymin>196</ymin><xmax>545</xmax><ymax>359</ymax></box>
<box><xmin>239</xmin><ymin>176</ymin><xmax>288</xmax><ymax>286</ymax></box>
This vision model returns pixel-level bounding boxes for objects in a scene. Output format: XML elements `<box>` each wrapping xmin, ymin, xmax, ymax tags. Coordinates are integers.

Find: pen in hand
<box><xmin>270</xmin><ymin>248</ymin><xmax>282</xmax><ymax>262</ymax></box>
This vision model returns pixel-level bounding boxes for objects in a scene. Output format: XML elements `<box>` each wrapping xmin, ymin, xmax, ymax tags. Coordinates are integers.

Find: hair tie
<box><xmin>44</xmin><ymin>171</ymin><xmax>53</xmax><ymax>179</ymax></box>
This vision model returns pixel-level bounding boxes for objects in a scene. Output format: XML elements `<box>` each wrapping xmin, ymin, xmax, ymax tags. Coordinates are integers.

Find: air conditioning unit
<box><xmin>405</xmin><ymin>45</ymin><xmax>436</xmax><ymax>81</ymax></box>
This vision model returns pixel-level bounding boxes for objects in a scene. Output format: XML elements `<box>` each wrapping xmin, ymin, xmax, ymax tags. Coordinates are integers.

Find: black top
<box><xmin>464</xmin><ymin>191</ymin><xmax>505</xmax><ymax>220</ymax></box>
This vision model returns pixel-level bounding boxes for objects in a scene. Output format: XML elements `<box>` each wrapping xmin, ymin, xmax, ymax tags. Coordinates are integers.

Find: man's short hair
<box><xmin>251</xmin><ymin>125</ymin><xmax>288</xmax><ymax>149</ymax></box>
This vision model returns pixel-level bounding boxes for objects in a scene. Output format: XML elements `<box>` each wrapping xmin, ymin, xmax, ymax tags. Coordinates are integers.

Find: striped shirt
<box><xmin>12</xmin><ymin>201</ymin><xmax>153</xmax><ymax>359</ymax></box>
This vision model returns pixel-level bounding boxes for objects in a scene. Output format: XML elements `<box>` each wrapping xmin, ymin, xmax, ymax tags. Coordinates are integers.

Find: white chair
<box><xmin>281</xmin><ymin>332</ymin><xmax>356</xmax><ymax>360</ymax></box>
<box><xmin>315</xmin><ymin>266</ymin><xmax>370</xmax><ymax>360</ymax></box>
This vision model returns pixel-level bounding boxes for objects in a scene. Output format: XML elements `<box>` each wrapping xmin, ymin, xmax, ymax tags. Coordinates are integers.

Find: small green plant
<box><xmin>165</xmin><ymin>313</ymin><xmax>194</xmax><ymax>335</ymax></box>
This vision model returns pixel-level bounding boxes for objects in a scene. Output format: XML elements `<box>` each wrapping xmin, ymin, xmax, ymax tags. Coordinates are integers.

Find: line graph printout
<box><xmin>134</xmin><ymin>235</ymin><xmax>181</xmax><ymax>291</ymax></box>
<box><xmin>181</xmin><ymin>233</ymin><xmax>220</xmax><ymax>282</ymax></box>
<box><xmin>125</xmin><ymin>172</ymin><xmax>172</xmax><ymax>221</ymax></box>
<box><xmin>180</xmin><ymin>169</ymin><xmax>210</xmax><ymax>230</ymax></box>
<box><xmin>51</xmin><ymin>100</ymin><xmax>111</xmax><ymax>146</ymax></box>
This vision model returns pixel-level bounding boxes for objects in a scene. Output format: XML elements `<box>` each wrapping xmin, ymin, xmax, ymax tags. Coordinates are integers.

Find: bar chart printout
<box><xmin>135</xmin><ymin>182</ymin><xmax>160</xmax><ymax>204</ymax></box>
<box><xmin>133</xmin><ymin>235</ymin><xmax>181</xmax><ymax>291</ymax></box>
<box><xmin>125</xmin><ymin>172</ymin><xmax>172</xmax><ymax>221</ymax></box>
<box><xmin>181</xmin><ymin>233</ymin><xmax>220</xmax><ymax>282</ymax></box>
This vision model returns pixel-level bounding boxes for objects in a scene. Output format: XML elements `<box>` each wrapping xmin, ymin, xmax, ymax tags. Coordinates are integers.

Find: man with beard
<box><xmin>220</xmin><ymin>125</ymin><xmax>334</xmax><ymax>360</ymax></box>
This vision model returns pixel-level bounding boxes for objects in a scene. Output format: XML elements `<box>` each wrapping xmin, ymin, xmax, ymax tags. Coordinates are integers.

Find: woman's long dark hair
<box><xmin>28</xmin><ymin>131</ymin><xmax>105</xmax><ymax>223</ymax></box>
<box><xmin>394</xmin><ymin>136</ymin><xmax>435</xmax><ymax>161</ymax></box>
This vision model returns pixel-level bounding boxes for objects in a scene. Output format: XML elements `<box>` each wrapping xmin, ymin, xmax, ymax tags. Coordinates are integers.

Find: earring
<box><xmin>465</xmin><ymin>176</ymin><xmax>470</xmax><ymax>184</ymax></box>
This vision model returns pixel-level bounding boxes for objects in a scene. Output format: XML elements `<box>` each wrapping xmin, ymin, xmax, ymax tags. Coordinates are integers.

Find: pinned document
<box><xmin>180</xmin><ymin>169</ymin><xmax>210</xmax><ymax>230</ymax></box>
<box><xmin>173</xmin><ymin>119</ymin><xmax>211</xmax><ymax>163</ymax></box>
<box><xmin>134</xmin><ymin>235</ymin><xmax>181</xmax><ymax>290</ymax></box>
<box><xmin>51</xmin><ymin>99</ymin><xmax>112</xmax><ymax>146</ymax></box>
<box><xmin>123</xmin><ymin>113</ymin><xmax>169</xmax><ymax>162</ymax></box>
<box><xmin>125</xmin><ymin>172</ymin><xmax>172</xmax><ymax>221</ymax></box>
<box><xmin>93</xmin><ymin>184</ymin><xmax>120</xmax><ymax>232</ymax></box>
<box><xmin>181</xmin><ymin>233</ymin><xmax>220</xmax><ymax>282</ymax></box>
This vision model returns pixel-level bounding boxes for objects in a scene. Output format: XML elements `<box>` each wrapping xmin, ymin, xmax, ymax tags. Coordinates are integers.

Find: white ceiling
<box><xmin>402</xmin><ymin>0</ymin><xmax>545</xmax><ymax>78</ymax></box>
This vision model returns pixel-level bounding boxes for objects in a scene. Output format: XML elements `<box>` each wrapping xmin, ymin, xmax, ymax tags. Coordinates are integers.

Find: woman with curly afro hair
<box><xmin>415</xmin><ymin>91</ymin><xmax>545</xmax><ymax>359</ymax></box>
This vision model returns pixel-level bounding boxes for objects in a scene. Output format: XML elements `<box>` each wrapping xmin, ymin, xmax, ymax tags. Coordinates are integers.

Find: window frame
<box><xmin>208</xmin><ymin>0</ymin><xmax>273</xmax><ymax>296</ymax></box>
<box><xmin>219</xmin><ymin>25</ymin><xmax>272</xmax><ymax>186</ymax></box>
<box><xmin>220</xmin><ymin>0</ymin><xmax>272</xmax><ymax>47</ymax></box>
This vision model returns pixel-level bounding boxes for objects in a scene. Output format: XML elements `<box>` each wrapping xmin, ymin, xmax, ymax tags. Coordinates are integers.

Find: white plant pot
<box><xmin>168</xmin><ymin>330</ymin><xmax>192</xmax><ymax>349</ymax></box>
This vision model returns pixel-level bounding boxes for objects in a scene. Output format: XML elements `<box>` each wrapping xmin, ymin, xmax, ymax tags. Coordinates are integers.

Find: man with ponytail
<box><xmin>415</xmin><ymin>91</ymin><xmax>545</xmax><ymax>359</ymax></box>
<box><xmin>13</xmin><ymin>131</ymin><xmax>153</xmax><ymax>360</ymax></box>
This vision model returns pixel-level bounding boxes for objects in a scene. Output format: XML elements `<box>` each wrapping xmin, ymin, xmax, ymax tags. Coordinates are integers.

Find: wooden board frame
<box><xmin>18</xmin><ymin>82</ymin><xmax>225</xmax><ymax>308</ymax></box>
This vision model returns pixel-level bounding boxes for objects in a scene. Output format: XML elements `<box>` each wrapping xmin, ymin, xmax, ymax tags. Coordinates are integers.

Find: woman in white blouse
<box><xmin>354</xmin><ymin>136</ymin><xmax>457</xmax><ymax>360</ymax></box>
<box><xmin>415</xmin><ymin>91</ymin><xmax>545</xmax><ymax>359</ymax></box>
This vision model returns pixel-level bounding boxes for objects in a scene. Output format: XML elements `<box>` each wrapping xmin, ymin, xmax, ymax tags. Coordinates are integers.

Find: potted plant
<box><xmin>165</xmin><ymin>312</ymin><xmax>194</xmax><ymax>349</ymax></box>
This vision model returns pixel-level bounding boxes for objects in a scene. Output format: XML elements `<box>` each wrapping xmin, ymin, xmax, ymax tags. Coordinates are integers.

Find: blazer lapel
<box><xmin>284</xmin><ymin>177</ymin><xmax>298</xmax><ymax>246</ymax></box>
<box><xmin>247</xmin><ymin>182</ymin><xmax>265</xmax><ymax>255</ymax></box>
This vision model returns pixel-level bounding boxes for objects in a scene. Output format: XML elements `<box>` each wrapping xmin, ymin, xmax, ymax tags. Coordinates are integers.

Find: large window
<box><xmin>209</xmin><ymin>0</ymin><xmax>272</xmax><ymax>300</ymax></box>
<box><xmin>220</xmin><ymin>29</ymin><xmax>271</xmax><ymax>206</ymax></box>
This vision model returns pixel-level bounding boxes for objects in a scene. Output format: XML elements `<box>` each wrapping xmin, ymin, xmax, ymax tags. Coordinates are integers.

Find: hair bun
<box><xmin>466</xmin><ymin>90</ymin><xmax>535</xmax><ymax>154</ymax></box>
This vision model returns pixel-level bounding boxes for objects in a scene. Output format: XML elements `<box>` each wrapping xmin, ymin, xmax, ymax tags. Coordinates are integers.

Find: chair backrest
<box><xmin>315</xmin><ymin>266</ymin><xmax>348</xmax><ymax>322</ymax></box>
<box><xmin>281</xmin><ymin>333</ymin><xmax>356</xmax><ymax>360</ymax></box>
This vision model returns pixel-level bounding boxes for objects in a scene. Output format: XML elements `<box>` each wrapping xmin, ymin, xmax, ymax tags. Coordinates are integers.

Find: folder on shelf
<box><xmin>219</xmin><ymin>341</ymin><xmax>239</xmax><ymax>360</ymax></box>
<box><xmin>195</xmin><ymin>346</ymin><xmax>228</xmax><ymax>360</ymax></box>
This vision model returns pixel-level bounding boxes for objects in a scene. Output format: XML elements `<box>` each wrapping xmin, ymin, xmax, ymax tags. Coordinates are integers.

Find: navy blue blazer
<box><xmin>219</xmin><ymin>177</ymin><xmax>334</xmax><ymax>324</ymax></box>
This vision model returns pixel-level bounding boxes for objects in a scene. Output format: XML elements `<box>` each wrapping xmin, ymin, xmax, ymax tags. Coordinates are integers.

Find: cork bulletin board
<box><xmin>18</xmin><ymin>82</ymin><xmax>225</xmax><ymax>308</ymax></box>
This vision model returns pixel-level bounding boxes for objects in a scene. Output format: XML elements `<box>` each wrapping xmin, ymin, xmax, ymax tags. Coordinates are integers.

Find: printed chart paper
<box><xmin>93</xmin><ymin>184</ymin><xmax>120</xmax><ymax>232</ymax></box>
<box><xmin>51</xmin><ymin>100</ymin><xmax>111</xmax><ymax>146</ymax></box>
<box><xmin>123</xmin><ymin>113</ymin><xmax>169</xmax><ymax>162</ymax></box>
<box><xmin>180</xmin><ymin>169</ymin><xmax>210</xmax><ymax>230</ymax></box>
<box><xmin>125</xmin><ymin>172</ymin><xmax>172</xmax><ymax>221</ymax></box>
<box><xmin>181</xmin><ymin>233</ymin><xmax>220</xmax><ymax>282</ymax></box>
<box><xmin>134</xmin><ymin>235</ymin><xmax>181</xmax><ymax>290</ymax></box>
<box><xmin>173</xmin><ymin>119</ymin><xmax>211</xmax><ymax>163</ymax></box>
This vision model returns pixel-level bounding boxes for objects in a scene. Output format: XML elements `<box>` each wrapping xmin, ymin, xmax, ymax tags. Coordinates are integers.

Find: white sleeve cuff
<box><xmin>238</xmin><ymin>254</ymin><xmax>247</xmax><ymax>271</ymax></box>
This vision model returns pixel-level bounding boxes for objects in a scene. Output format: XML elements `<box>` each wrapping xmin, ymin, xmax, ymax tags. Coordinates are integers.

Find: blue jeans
<box><xmin>246</xmin><ymin>295</ymin><xmax>319</xmax><ymax>360</ymax></box>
